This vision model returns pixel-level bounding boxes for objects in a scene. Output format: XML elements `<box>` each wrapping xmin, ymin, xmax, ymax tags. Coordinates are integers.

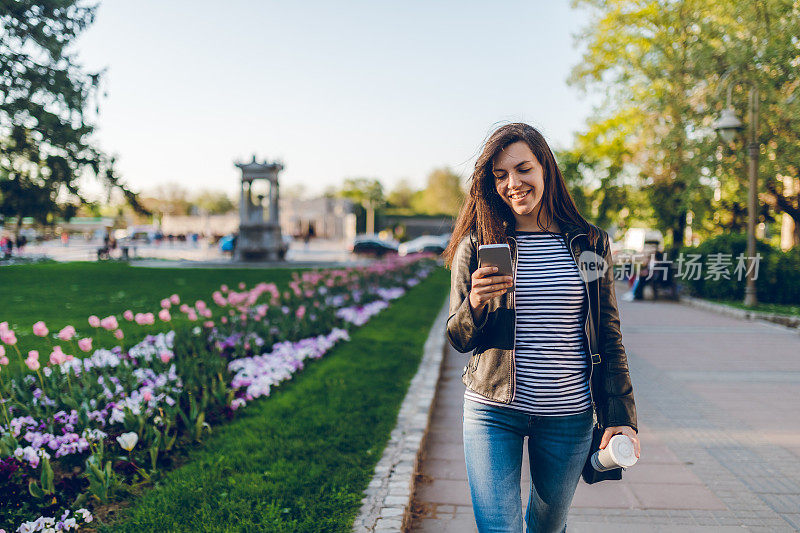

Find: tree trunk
<box><xmin>14</xmin><ymin>215</ymin><xmax>23</xmax><ymax>242</ymax></box>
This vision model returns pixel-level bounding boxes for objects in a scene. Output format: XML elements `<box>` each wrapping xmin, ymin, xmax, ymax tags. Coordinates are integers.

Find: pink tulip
<box><xmin>1</xmin><ymin>331</ymin><xmax>17</xmax><ymax>345</ymax></box>
<box><xmin>203</xmin><ymin>320</ymin><xmax>214</xmax><ymax>328</ymax></box>
<box><xmin>212</xmin><ymin>291</ymin><xmax>227</xmax><ymax>306</ymax></box>
<box><xmin>123</xmin><ymin>310</ymin><xmax>134</xmax><ymax>321</ymax></box>
<box><xmin>32</xmin><ymin>321</ymin><xmax>49</xmax><ymax>337</ymax></box>
<box><xmin>296</xmin><ymin>305</ymin><xmax>306</xmax><ymax>319</ymax></box>
<box><xmin>238</xmin><ymin>282</ymin><xmax>246</xmax><ymax>290</ymax></box>
<box><xmin>159</xmin><ymin>351</ymin><xmax>172</xmax><ymax>363</ymax></box>
<box><xmin>0</xmin><ymin>321</ymin><xmax>9</xmax><ymax>334</ymax></box>
<box><xmin>179</xmin><ymin>304</ymin><xmax>190</xmax><ymax>314</ymax></box>
<box><xmin>145</xmin><ymin>313</ymin><xmax>155</xmax><ymax>325</ymax></box>
<box><xmin>187</xmin><ymin>310</ymin><xmax>198</xmax><ymax>321</ymax></box>
<box><xmin>143</xmin><ymin>390</ymin><xmax>152</xmax><ymax>402</ymax></box>
<box><xmin>100</xmin><ymin>316</ymin><xmax>118</xmax><ymax>331</ymax></box>
<box><xmin>78</xmin><ymin>338</ymin><xmax>92</xmax><ymax>352</ymax></box>
<box><xmin>221</xmin><ymin>316</ymin><xmax>228</xmax><ymax>324</ymax></box>
<box><xmin>221</xmin><ymin>284</ymin><xmax>229</xmax><ymax>292</ymax></box>
<box><xmin>0</xmin><ymin>355</ymin><xmax>8</xmax><ymax>366</ymax></box>
<box><xmin>58</xmin><ymin>325</ymin><xmax>76</xmax><ymax>341</ymax></box>
<box><xmin>195</xmin><ymin>300</ymin><xmax>207</xmax><ymax>310</ymax></box>
<box><xmin>0</xmin><ymin>346</ymin><xmax>4</xmax><ymax>357</ymax></box>
<box><xmin>160</xmin><ymin>298</ymin><xmax>171</xmax><ymax>309</ymax></box>
<box><xmin>114</xmin><ymin>329</ymin><xmax>124</xmax><ymax>340</ymax></box>
<box><xmin>170</xmin><ymin>294</ymin><xmax>180</xmax><ymax>305</ymax></box>
<box><xmin>201</xmin><ymin>308</ymin><xmax>212</xmax><ymax>318</ymax></box>
<box><xmin>158</xmin><ymin>309</ymin><xmax>171</xmax><ymax>322</ymax></box>
<box><xmin>25</xmin><ymin>351</ymin><xmax>40</xmax><ymax>371</ymax></box>
<box><xmin>49</xmin><ymin>347</ymin><xmax>67</xmax><ymax>365</ymax></box>
<box><xmin>88</xmin><ymin>315</ymin><xmax>101</xmax><ymax>328</ymax></box>
<box><xmin>134</xmin><ymin>313</ymin><xmax>147</xmax><ymax>325</ymax></box>
<box><xmin>65</xmin><ymin>354</ymin><xmax>74</xmax><ymax>362</ymax></box>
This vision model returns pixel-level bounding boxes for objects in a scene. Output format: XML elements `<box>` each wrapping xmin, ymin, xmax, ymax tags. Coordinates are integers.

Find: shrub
<box><xmin>678</xmin><ymin>234</ymin><xmax>800</xmax><ymax>305</ymax></box>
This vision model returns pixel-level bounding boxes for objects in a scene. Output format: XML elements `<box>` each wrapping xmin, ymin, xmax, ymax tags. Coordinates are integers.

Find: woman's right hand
<box><xmin>469</xmin><ymin>266</ymin><xmax>514</xmax><ymax>313</ymax></box>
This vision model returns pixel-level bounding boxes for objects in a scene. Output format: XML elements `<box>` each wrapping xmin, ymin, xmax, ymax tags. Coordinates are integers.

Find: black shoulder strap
<box><xmin>589</xmin><ymin>234</ymin><xmax>602</xmax><ymax>365</ymax></box>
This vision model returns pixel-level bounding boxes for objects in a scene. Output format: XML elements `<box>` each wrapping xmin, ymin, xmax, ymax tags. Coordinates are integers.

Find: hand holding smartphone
<box><xmin>469</xmin><ymin>244</ymin><xmax>514</xmax><ymax>314</ymax></box>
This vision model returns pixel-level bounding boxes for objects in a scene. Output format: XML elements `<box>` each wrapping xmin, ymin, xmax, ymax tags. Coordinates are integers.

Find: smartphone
<box><xmin>478</xmin><ymin>244</ymin><xmax>514</xmax><ymax>288</ymax></box>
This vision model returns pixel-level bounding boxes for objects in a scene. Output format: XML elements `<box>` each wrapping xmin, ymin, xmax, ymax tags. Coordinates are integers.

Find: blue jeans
<box><xmin>462</xmin><ymin>398</ymin><xmax>594</xmax><ymax>533</ymax></box>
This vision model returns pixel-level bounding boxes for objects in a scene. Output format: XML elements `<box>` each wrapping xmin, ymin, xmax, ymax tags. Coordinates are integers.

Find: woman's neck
<box><xmin>514</xmin><ymin>217</ymin><xmax>560</xmax><ymax>233</ymax></box>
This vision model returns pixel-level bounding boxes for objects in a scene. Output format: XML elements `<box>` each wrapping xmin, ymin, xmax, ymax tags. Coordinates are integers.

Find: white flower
<box><xmin>116</xmin><ymin>431</ymin><xmax>138</xmax><ymax>452</ymax></box>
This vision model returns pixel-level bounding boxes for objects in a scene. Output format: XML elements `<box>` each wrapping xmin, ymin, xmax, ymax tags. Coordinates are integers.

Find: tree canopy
<box><xmin>569</xmin><ymin>0</ymin><xmax>800</xmax><ymax>249</ymax></box>
<box><xmin>0</xmin><ymin>0</ymin><xmax>145</xmax><ymax>234</ymax></box>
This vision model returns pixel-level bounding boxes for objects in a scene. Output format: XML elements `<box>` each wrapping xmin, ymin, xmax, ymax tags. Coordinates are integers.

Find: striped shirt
<box><xmin>464</xmin><ymin>231</ymin><xmax>592</xmax><ymax>415</ymax></box>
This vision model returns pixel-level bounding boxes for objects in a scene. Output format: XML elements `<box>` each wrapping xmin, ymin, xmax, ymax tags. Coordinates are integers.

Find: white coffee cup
<box><xmin>590</xmin><ymin>434</ymin><xmax>638</xmax><ymax>472</ymax></box>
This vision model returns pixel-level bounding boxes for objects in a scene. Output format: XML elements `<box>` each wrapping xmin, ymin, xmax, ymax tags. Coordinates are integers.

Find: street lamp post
<box><xmin>713</xmin><ymin>80</ymin><xmax>759</xmax><ymax>307</ymax></box>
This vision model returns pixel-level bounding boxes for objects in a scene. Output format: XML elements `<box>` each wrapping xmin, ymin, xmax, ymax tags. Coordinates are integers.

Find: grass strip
<box><xmin>708</xmin><ymin>299</ymin><xmax>800</xmax><ymax>319</ymax></box>
<box><xmin>99</xmin><ymin>266</ymin><xmax>449</xmax><ymax>532</ymax></box>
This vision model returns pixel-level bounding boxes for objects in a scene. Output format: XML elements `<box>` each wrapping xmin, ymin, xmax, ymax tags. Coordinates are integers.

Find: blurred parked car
<box><xmin>398</xmin><ymin>234</ymin><xmax>449</xmax><ymax>256</ymax></box>
<box><xmin>349</xmin><ymin>234</ymin><xmax>398</xmax><ymax>257</ymax></box>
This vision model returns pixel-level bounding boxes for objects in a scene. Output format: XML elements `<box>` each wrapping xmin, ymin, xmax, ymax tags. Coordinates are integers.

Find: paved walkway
<box><xmin>410</xmin><ymin>283</ymin><xmax>800</xmax><ymax>532</ymax></box>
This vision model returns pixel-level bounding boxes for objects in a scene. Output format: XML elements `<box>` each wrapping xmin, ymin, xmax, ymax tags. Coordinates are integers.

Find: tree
<box><xmin>386</xmin><ymin>178</ymin><xmax>416</xmax><ymax>210</ymax></box>
<box><xmin>570</xmin><ymin>0</ymin><xmax>721</xmax><ymax>252</ymax></box>
<box><xmin>142</xmin><ymin>183</ymin><xmax>192</xmax><ymax>218</ymax></box>
<box><xmin>191</xmin><ymin>189</ymin><xmax>235</xmax><ymax>215</ymax></box>
<box><xmin>335</xmin><ymin>177</ymin><xmax>385</xmax><ymax>233</ymax></box>
<box><xmin>414</xmin><ymin>167</ymin><xmax>464</xmax><ymax>217</ymax></box>
<box><xmin>569</xmin><ymin>0</ymin><xmax>800</xmax><ymax>250</ymax></box>
<box><xmin>0</xmin><ymin>0</ymin><xmax>145</xmax><ymax>237</ymax></box>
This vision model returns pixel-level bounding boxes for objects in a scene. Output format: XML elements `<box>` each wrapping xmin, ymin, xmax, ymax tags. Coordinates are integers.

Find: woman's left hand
<box><xmin>600</xmin><ymin>426</ymin><xmax>640</xmax><ymax>458</ymax></box>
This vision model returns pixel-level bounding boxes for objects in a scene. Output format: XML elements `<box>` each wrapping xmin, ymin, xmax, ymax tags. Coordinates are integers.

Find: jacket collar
<box><xmin>470</xmin><ymin>219</ymin><xmax>595</xmax><ymax>251</ymax></box>
<box><xmin>503</xmin><ymin>218</ymin><xmax>588</xmax><ymax>244</ymax></box>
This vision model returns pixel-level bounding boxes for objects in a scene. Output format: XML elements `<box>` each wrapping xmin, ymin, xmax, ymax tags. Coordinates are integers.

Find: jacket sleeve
<box><xmin>598</xmin><ymin>230</ymin><xmax>638</xmax><ymax>433</ymax></box>
<box><xmin>446</xmin><ymin>234</ymin><xmax>488</xmax><ymax>353</ymax></box>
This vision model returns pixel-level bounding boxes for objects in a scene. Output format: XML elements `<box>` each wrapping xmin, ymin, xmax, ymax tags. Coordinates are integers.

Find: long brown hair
<box><xmin>443</xmin><ymin>123</ymin><xmax>600</xmax><ymax>267</ymax></box>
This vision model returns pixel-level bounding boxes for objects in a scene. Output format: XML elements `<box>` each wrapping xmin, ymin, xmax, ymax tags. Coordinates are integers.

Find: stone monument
<box><xmin>234</xmin><ymin>155</ymin><xmax>288</xmax><ymax>261</ymax></box>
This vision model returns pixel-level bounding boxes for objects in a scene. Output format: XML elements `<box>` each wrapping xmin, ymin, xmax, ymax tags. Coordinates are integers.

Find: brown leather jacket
<box><xmin>446</xmin><ymin>220</ymin><xmax>637</xmax><ymax>432</ymax></box>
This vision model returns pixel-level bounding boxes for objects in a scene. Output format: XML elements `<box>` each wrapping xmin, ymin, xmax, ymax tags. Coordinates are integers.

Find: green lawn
<box><xmin>0</xmin><ymin>262</ymin><xmax>301</xmax><ymax>375</ymax></box>
<box><xmin>704</xmin><ymin>299</ymin><xmax>800</xmax><ymax>319</ymax></box>
<box><xmin>96</xmin><ymin>267</ymin><xmax>449</xmax><ymax>532</ymax></box>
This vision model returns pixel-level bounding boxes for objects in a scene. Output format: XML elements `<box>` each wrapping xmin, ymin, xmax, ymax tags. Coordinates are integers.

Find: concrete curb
<box><xmin>352</xmin><ymin>299</ymin><xmax>449</xmax><ymax>532</ymax></box>
<box><xmin>680</xmin><ymin>294</ymin><xmax>800</xmax><ymax>333</ymax></box>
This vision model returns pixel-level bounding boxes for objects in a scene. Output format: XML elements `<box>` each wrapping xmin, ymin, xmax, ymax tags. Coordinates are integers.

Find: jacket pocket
<box><xmin>464</xmin><ymin>352</ymin><xmax>480</xmax><ymax>375</ymax></box>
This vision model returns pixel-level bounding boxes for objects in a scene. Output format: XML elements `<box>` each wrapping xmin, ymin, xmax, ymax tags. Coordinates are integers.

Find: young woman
<box><xmin>443</xmin><ymin>123</ymin><xmax>639</xmax><ymax>533</ymax></box>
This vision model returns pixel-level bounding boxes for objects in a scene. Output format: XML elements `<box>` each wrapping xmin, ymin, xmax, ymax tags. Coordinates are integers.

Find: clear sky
<box><xmin>74</xmin><ymin>1</ymin><xmax>597</xmax><ymax>200</ymax></box>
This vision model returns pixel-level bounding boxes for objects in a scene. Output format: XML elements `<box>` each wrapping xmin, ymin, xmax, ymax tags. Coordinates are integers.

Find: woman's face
<box><xmin>492</xmin><ymin>141</ymin><xmax>546</xmax><ymax>223</ymax></box>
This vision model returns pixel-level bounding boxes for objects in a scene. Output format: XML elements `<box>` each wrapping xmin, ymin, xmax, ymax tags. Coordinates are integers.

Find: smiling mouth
<box><xmin>509</xmin><ymin>190</ymin><xmax>531</xmax><ymax>201</ymax></box>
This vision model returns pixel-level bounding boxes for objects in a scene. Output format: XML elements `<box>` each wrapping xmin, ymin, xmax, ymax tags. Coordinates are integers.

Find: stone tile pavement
<box><xmin>409</xmin><ymin>282</ymin><xmax>800</xmax><ymax>532</ymax></box>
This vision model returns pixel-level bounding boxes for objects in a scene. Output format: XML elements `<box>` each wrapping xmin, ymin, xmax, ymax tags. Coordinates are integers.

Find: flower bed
<box><xmin>0</xmin><ymin>255</ymin><xmax>436</xmax><ymax>532</ymax></box>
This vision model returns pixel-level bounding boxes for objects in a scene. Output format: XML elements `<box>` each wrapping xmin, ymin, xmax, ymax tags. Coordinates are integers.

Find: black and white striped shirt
<box><xmin>464</xmin><ymin>231</ymin><xmax>592</xmax><ymax>415</ymax></box>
